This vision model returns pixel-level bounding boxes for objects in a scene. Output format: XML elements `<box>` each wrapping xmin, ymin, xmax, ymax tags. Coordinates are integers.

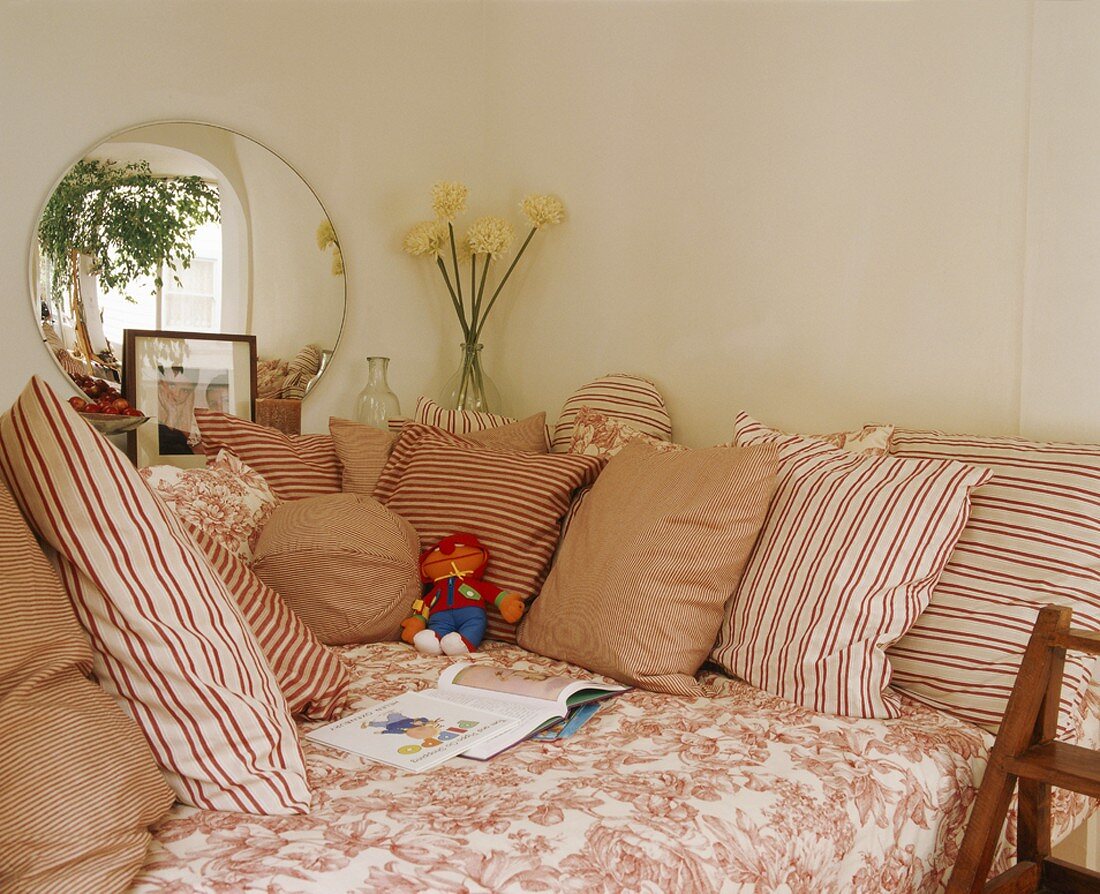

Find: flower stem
<box><xmin>436</xmin><ymin>256</ymin><xmax>470</xmax><ymax>339</ymax></box>
<box><xmin>470</xmin><ymin>254</ymin><xmax>477</xmax><ymax>330</ymax></box>
<box><xmin>473</xmin><ymin>255</ymin><xmax>491</xmax><ymax>332</ymax></box>
<box><xmin>448</xmin><ymin>222</ymin><xmax>464</xmax><ymax>318</ymax></box>
<box><xmin>474</xmin><ymin>227</ymin><xmax>536</xmax><ymax>340</ymax></box>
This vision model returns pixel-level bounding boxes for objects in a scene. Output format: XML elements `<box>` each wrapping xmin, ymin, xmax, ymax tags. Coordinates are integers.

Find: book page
<box><xmin>440</xmin><ymin>663</ymin><xmax>626</xmax><ymax>713</ymax></box>
<box><xmin>305</xmin><ymin>691</ymin><xmax>518</xmax><ymax>773</ymax></box>
<box><xmin>437</xmin><ymin>690</ymin><xmax>566</xmax><ymax>760</ymax></box>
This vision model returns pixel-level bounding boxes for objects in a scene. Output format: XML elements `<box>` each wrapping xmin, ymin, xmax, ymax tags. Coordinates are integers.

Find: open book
<box><xmin>306</xmin><ymin>663</ymin><xmax>628</xmax><ymax>770</ymax></box>
<box><xmin>436</xmin><ymin>662</ymin><xmax>628</xmax><ymax>760</ymax></box>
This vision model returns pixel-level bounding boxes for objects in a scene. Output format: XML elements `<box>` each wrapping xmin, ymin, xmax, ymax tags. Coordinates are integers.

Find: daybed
<box><xmin>131</xmin><ymin>644</ymin><xmax>1100</xmax><ymax>893</ymax></box>
<box><xmin>2</xmin><ymin>374</ymin><xmax>1099</xmax><ymax>894</ymax></box>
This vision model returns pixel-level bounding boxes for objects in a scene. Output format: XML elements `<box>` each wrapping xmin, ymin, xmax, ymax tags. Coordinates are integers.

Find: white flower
<box><xmin>464</xmin><ymin>216</ymin><xmax>515</xmax><ymax>259</ymax></box>
<box><xmin>520</xmin><ymin>193</ymin><xmax>565</xmax><ymax>229</ymax></box>
<box><xmin>431</xmin><ymin>181</ymin><xmax>469</xmax><ymax>221</ymax></box>
<box><xmin>403</xmin><ymin>220</ymin><xmax>448</xmax><ymax>257</ymax></box>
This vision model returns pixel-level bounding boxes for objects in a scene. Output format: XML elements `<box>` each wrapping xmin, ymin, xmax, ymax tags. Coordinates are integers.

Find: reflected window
<box><xmin>99</xmin><ymin>201</ymin><xmax>222</xmax><ymax>346</ymax></box>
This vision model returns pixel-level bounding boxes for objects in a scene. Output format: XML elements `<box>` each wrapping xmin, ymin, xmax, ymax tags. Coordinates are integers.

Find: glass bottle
<box><xmin>440</xmin><ymin>342</ymin><xmax>502</xmax><ymax>413</ymax></box>
<box><xmin>355</xmin><ymin>356</ymin><xmax>401</xmax><ymax>429</ymax></box>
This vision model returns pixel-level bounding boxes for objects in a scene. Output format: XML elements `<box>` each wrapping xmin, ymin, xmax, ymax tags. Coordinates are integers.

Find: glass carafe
<box><xmin>355</xmin><ymin>356</ymin><xmax>401</xmax><ymax>429</ymax></box>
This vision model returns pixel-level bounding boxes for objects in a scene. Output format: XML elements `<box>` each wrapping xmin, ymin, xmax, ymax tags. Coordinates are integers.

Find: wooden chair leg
<box><xmin>946</xmin><ymin>605</ymin><xmax>1074</xmax><ymax>894</ymax></box>
<box><xmin>1017</xmin><ymin>634</ymin><xmax>1066</xmax><ymax>866</ymax></box>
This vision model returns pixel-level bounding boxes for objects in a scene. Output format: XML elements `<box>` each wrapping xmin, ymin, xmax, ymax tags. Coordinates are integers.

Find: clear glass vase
<box><xmin>355</xmin><ymin>356</ymin><xmax>401</xmax><ymax>429</ymax></box>
<box><xmin>440</xmin><ymin>342</ymin><xmax>502</xmax><ymax>413</ymax></box>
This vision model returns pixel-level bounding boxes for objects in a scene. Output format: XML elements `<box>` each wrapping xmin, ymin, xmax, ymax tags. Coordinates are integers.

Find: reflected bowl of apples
<box><xmin>68</xmin><ymin>375</ymin><xmax>149</xmax><ymax>435</ymax></box>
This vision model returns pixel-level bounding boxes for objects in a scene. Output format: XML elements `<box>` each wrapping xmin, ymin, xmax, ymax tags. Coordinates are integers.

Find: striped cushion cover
<box><xmin>0</xmin><ymin>473</ymin><xmax>175</xmax><ymax>893</ymax></box>
<box><xmin>414</xmin><ymin>396</ymin><xmax>515</xmax><ymax>435</ymax></box>
<box><xmin>373</xmin><ymin>424</ymin><xmax>604</xmax><ymax>643</ymax></box>
<box><xmin>331</xmin><ymin>413</ymin><xmax>551</xmax><ymax>498</ymax></box>
<box><xmin>887</xmin><ymin>429</ymin><xmax>1100</xmax><ymax>735</ymax></box>
<box><xmin>710</xmin><ymin>413</ymin><xmax>992</xmax><ymax>719</ymax></box>
<box><xmin>253</xmin><ymin>494</ymin><xmax>421</xmax><ymax>646</ymax></box>
<box><xmin>551</xmin><ymin>373</ymin><xmax>672</xmax><ymax>453</ymax></box>
<box><xmin>185</xmin><ymin>523</ymin><xmax>350</xmax><ymax>719</ymax></box>
<box><xmin>519</xmin><ymin>441</ymin><xmax>778</xmax><ymax>694</ymax></box>
<box><xmin>194</xmin><ymin>408</ymin><xmax>341</xmax><ymax>501</ymax></box>
<box><xmin>0</xmin><ymin>377</ymin><xmax>310</xmax><ymax>815</ymax></box>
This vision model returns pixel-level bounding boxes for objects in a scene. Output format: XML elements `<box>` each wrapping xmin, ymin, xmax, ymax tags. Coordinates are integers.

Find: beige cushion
<box><xmin>253</xmin><ymin>494</ymin><xmax>421</xmax><ymax>645</ymax></box>
<box><xmin>0</xmin><ymin>473</ymin><xmax>175</xmax><ymax>893</ymax></box>
<box><xmin>518</xmin><ymin>441</ymin><xmax>779</xmax><ymax>695</ymax></box>
<box><xmin>330</xmin><ymin>412</ymin><xmax>550</xmax><ymax>497</ymax></box>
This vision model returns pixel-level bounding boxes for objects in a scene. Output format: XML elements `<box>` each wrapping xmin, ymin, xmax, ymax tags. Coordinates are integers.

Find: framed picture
<box><xmin>122</xmin><ymin>329</ymin><xmax>257</xmax><ymax>468</ymax></box>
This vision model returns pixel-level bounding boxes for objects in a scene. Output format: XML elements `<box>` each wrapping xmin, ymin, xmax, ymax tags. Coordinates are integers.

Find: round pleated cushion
<box><xmin>252</xmin><ymin>494</ymin><xmax>420</xmax><ymax>645</ymax></box>
<box><xmin>551</xmin><ymin>373</ymin><xmax>673</xmax><ymax>452</ymax></box>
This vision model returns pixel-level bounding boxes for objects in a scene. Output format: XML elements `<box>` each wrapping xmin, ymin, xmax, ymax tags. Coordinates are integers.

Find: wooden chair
<box><xmin>947</xmin><ymin>605</ymin><xmax>1100</xmax><ymax>894</ymax></box>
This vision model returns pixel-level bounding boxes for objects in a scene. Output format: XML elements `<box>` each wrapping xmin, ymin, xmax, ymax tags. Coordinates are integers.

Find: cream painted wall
<box><xmin>1020</xmin><ymin>2</ymin><xmax>1100</xmax><ymax>443</ymax></box>
<box><xmin>1</xmin><ymin>1</ymin><xmax>1097</xmax><ymax>448</ymax></box>
<box><xmin>483</xmin><ymin>1</ymin><xmax>1034</xmax><ymax>446</ymax></box>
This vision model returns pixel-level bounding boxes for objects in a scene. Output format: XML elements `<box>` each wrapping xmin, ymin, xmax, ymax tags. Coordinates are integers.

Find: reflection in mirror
<box><xmin>30</xmin><ymin>121</ymin><xmax>345</xmax><ymax>430</ymax></box>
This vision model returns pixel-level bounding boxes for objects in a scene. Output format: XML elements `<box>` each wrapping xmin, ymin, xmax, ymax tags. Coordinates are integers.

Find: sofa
<box><xmin>2</xmin><ymin>374</ymin><xmax>1098</xmax><ymax>894</ymax></box>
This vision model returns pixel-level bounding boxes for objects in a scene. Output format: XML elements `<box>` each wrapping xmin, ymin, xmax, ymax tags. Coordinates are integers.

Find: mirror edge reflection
<box><xmin>26</xmin><ymin>118</ymin><xmax>347</xmax><ymax>414</ymax></box>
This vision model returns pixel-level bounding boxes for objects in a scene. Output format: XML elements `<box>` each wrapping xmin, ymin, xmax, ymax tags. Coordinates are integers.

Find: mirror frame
<box><xmin>27</xmin><ymin>118</ymin><xmax>347</xmax><ymax>400</ymax></box>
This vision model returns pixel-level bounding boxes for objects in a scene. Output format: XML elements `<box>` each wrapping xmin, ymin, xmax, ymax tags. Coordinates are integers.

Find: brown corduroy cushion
<box><xmin>0</xmin><ymin>474</ymin><xmax>175</xmax><ymax>894</ymax></box>
<box><xmin>330</xmin><ymin>412</ymin><xmax>549</xmax><ymax>498</ymax></box>
<box><xmin>518</xmin><ymin>442</ymin><xmax>779</xmax><ymax>695</ymax></box>
<box><xmin>252</xmin><ymin>493</ymin><xmax>421</xmax><ymax>645</ymax></box>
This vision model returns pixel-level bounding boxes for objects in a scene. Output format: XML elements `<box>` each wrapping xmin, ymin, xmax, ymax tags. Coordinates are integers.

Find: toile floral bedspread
<box><xmin>131</xmin><ymin>642</ymin><xmax>1098</xmax><ymax>894</ymax></box>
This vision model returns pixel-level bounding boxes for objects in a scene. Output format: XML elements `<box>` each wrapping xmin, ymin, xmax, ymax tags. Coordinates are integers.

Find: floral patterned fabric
<box><xmin>568</xmin><ymin>406</ymin><xmax>688</xmax><ymax>458</ymax></box>
<box><xmin>140</xmin><ymin>451</ymin><xmax>279</xmax><ymax>562</ymax></box>
<box><xmin>132</xmin><ymin>642</ymin><xmax>1097</xmax><ymax>894</ymax></box>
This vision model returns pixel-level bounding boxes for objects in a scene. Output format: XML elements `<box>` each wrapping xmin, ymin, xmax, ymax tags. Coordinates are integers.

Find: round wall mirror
<box><xmin>28</xmin><ymin>121</ymin><xmax>346</xmax><ymax>424</ymax></box>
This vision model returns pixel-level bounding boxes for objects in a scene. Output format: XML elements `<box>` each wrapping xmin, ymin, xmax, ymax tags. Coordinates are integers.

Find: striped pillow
<box><xmin>710</xmin><ymin>413</ymin><xmax>992</xmax><ymax>719</ymax></box>
<box><xmin>332</xmin><ymin>412</ymin><xmax>551</xmax><ymax>498</ymax></box>
<box><xmin>253</xmin><ymin>494</ymin><xmax>421</xmax><ymax>646</ymax></box>
<box><xmin>373</xmin><ymin>424</ymin><xmax>604</xmax><ymax>643</ymax></box>
<box><xmin>194</xmin><ymin>408</ymin><xmax>341</xmax><ymax>501</ymax></box>
<box><xmin>0</xmin><ymin>473</ymin><xmax>175</xmax><ymax>892</ymax></box>
<box><xmin>887</xmin><ymin>429</ymin><xmax>1100</xmax><ymax>735</ymax></box>
<box><xmin>414</xmin><ymin>396</ymin><xmax>515</xmax><ymax>435</ymax></box>
<box><xmin>519</xmin><ymin>442</ymin><xmax>778</xmax><ymax>694</ymax></box>
<box><xmin>551</xmin><ymin>373</ymin><xmax>672</xmax><ymax>453</ymax></box>
<box><xmin>185</xmin><ymin>523</ymin><xmax>350</xmax><ymax>719</ymax></box>
<box><xmin>0</xmin><ymin>377</ymin><xmax>310</xmax><ymax>815</ymax></box>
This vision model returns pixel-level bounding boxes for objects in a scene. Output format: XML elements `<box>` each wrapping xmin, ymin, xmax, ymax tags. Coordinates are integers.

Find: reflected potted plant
<box><xmin>403</xmin><ymin>181</ymin><xmax>565</xmax><ymax>412</ymax></box>
<box><xmin>37</xmin><ymin>158</ymin><xmax>220</xmax><ymax>363</ymax></box>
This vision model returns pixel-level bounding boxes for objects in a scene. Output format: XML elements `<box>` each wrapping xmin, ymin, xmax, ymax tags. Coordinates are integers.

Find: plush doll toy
<box><xmin>401</xmin><ymin>533</ymin><xmax>526</xmax><ymax>656</ymax></box>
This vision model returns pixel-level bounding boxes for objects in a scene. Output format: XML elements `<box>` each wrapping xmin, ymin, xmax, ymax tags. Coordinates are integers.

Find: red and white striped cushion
<box><xmin>710</xmin><ymin>413</ymin><xmax>992</xmax><ymax>719</ymax></box>
<box><xmin>887</xmin><ymin>429</ymin><xmax>1100</xmax><ymax>735</ymax></box>
<box><xmin>0</xmin><ymin>472</ymin><xmax>175</xmax><ymax>892</ymax></box>
<box><xmin>194</xmin><ymin>408</ymin><xmax>341</xmax><ymax>501</ymax></box>
<box><xmin>551</xmin><ymin>373</ymin><xmax>672</xmax><ymax>453</ymax></box>
<box><xmin>0</xmin><ymin>377</ymin><xmax>310</xmax><ymax>815</ymax></box>
<box><xmin>373</xmin><ymin>424</ymin><xmax>604</xmax><ymax>643</ymax></box>
<box><xmin>185</xmin><ymin>523</ymin><xmax>350</xmax><ymax>720</ymax></box>
<box><xmin>414</xmin><ymin>396</ymin><xmax>515</xmax><ymax>435</ymax></box>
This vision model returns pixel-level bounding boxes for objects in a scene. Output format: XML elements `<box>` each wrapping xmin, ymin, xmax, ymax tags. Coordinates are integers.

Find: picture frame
<box><xmin>122</xmin><ymin>329</ymin><xmax>257</xmax><ymax>468</ymax></box>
